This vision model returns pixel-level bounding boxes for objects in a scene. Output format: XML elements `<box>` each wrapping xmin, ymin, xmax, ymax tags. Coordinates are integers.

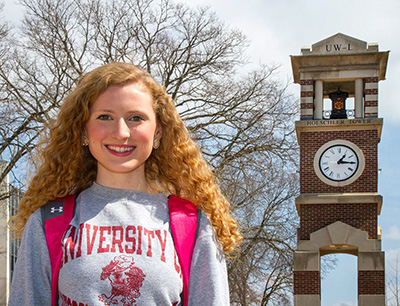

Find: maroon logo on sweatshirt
<box><xmin>98</xmin><ymin>255</ymin><xmax>146</xmax><ymax>306</ymax></box>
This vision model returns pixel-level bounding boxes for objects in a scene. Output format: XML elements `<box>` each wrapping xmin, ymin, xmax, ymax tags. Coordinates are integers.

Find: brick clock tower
<box><xmin>291</xmin><ymin>33</ymin><xmax>389</xmax><ymax>306</ymax></box>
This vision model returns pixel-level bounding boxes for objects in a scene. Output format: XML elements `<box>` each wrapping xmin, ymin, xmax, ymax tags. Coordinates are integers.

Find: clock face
<box><xmin>319</xmin><ymin>145</ymin><xmax>359</xmax><ymax>181</ymax></box>
<box><xmin>313</xmin><ymin>140</ymin><xmax>365</xmax><ymax>187</ymax></box>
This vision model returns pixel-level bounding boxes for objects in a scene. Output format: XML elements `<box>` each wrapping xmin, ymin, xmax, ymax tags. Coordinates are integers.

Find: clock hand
<box><xmin>339</xmin><ymin>161</ymin><xmax>356</xmax><ymax>164</ymax></box>
<box><xmin>337</xmin><ymin>154</ymin><xmax>346</xmax><ymax>164</ymax></box>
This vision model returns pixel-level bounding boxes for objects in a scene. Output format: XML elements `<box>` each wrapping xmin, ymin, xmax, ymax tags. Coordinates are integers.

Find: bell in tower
<box><xmin>329</xmin><ymin>88</ymin><xmax>349</xmax><ymax>119</ymax></box>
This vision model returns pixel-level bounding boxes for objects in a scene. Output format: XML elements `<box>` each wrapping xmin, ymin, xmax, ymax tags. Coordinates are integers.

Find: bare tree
<box><xmin>225</xmin><ymin>154</ymin><xmax>298</xmax><ymax>305</ymax></box>
<box><xmin>0</xmin><ymin>0</ymin><xmax>299</xmax><ymax>303</ymax></box>
<box><xmin>387</xmin><ymin>255</ymin><xmax>400</xmax><ymax>306</ymax></box>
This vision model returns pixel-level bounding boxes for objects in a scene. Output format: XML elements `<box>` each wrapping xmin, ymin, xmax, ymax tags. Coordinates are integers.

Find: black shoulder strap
<box><xmin>41</xmin><ymin>194</ymin><xmax>76</xmax><ymax>306</ymax></box>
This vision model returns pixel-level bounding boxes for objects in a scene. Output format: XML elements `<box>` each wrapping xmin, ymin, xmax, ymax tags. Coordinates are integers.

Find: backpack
<box><xmin>41</xmin><ymin>194</ymin><xmax>200</xmax><ymax>306</ymax></box>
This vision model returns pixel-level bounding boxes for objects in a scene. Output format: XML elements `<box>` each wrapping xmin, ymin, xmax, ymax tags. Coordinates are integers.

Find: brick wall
<box><xmin>300</xmin><ymin>79</ymin><xmax>314</xmax><ymax>120</ymax></box>
<box><xmin>300</xmin><ymin>129</ymin><xmax>379</xmax><ymax>194</ymax></box>
<box><xmin>299</xmin><ymin>203</ymin><xmax>378</xmax><ymax>240</ymax></box>
<box><xmin>294</xmin><ymin>271</ymin><xmax>320</xmax><ymax>295</ymax></box>
<box><xmin>358</xmin><ymin>270</ymin><xmax>385</xmax><ymax>295</ymax></box>
<box><xmin>364</xmin><ymin>77</ymin><xmax>379</xmax><ymax>118</ymax></box>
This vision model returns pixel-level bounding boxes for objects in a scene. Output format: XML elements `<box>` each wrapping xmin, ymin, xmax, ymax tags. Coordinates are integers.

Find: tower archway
<box><xmin>294</xmin><ymin>221</ymin><xmax>385</xmax><ymax>306</ymax></box>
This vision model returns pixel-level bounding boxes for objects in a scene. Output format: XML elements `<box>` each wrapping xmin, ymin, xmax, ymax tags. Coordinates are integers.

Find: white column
<box><xmin>355</xmin><ymin>79</ymin><xmax>364</xmax><ymax>118</ymax></box>
<box><xmin>314</xmin><ymin>80</ymin><xmax>323</xmax><ymax>120</ymax></box>
<box><xmin>0</xmin><ymin>162</ymin><xmax>9</xmax><ymax>306</ymax></box>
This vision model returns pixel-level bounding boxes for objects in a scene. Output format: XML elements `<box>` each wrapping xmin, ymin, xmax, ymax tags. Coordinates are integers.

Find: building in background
<box><xmin>0</xmin><ymin>161</ymin><xmax>22</xmax><ymax>306</ymax></box>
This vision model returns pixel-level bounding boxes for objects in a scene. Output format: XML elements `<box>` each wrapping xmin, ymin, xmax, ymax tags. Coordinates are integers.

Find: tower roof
<box><xmin>290</xmin><ymin>33</ymin><xmax>389</xmax><ymax>83</ymax></box>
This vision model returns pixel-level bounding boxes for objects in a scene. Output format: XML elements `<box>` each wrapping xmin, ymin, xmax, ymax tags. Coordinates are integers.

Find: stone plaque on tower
<box><xmin>290</xmin><ymin>33</ymin><xmax>389</xmax><ymax>306</ymax></box>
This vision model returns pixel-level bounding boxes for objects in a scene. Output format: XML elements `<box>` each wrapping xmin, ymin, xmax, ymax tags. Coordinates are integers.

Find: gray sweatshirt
<box><xmin>9</xmin><ymin>183</ymin><xmax>229</xmax><ymax>305</ymax></box>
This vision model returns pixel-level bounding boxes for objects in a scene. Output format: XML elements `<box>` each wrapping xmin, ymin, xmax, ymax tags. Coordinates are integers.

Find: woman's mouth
<box><xmin>106</xmin><ymin>145</ymin><xmax>135</xmax><ymax>153</ymax></box>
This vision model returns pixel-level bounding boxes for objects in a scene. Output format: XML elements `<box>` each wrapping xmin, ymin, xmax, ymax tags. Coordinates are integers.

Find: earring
<box><xmin>153</xmin><ymin>138</ymin><xmax>160</xmax><ymax>150</ymax></box>
<box><xmin>82</xmin><ymin>135</ymin><xmax>89</xmax><ymax>146</ymax></box>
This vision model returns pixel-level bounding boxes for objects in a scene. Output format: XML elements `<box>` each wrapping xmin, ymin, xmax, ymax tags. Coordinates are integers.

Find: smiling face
<box><xmin>85</xmin><ymin>82</ymin><xmax>162</xmax><ymax>191</ymax></box>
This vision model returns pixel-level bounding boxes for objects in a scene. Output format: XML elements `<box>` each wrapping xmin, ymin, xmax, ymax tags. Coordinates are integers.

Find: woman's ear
<box><xmin>82</xmin><ymin>129</ymin><xmax>89</xmax><ymax>146</ymax></box>
<box><xmin>155</xmin><ymin>124</ymin><xmax>163</xmax><ymax>140</ymax></box>
<box><xmin>153</xmin><ymin>125</ymin><xmax>163</xmax><ymax>150</ymax></box>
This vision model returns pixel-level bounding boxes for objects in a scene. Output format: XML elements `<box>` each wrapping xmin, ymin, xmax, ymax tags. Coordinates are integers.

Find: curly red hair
<box><xmin>11</xmin><ymin>62</ymin><xmax>241</xmax><ymax>252</ymax></box>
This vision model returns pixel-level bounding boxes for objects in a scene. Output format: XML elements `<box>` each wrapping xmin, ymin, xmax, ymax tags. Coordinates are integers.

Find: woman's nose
<box><xmin>112</xmin><ymin>119</ymin><xmax>131</xmax><ymax>139</ymax></box>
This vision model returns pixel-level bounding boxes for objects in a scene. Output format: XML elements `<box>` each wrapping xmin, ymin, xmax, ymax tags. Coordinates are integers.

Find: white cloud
<box><xmin>383</xmin><ymin>225</ymin><xmax>400</xmax><ymax>240</ymax></box>
<box><xmin>332</xmin><ymin>302</ymin><xmax>356</xmax><ymax>306</ymax></box>
<box><xmin>386</xmin><ymin>248</ymin><xmax>400</xmax><ymax>271</ymax></box>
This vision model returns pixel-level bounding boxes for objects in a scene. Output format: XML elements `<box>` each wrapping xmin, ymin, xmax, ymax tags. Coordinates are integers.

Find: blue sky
<box><xmin>4</xmin><ymin>0</ymin><xmax>400</xmax><ymax>305</ymax></box>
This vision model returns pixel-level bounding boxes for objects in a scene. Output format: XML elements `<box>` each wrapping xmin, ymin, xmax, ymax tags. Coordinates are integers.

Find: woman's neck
<box><xmin>95</xmin><ymin>170</ymin><xmax>155</xmax><ymax>194</ymax></box>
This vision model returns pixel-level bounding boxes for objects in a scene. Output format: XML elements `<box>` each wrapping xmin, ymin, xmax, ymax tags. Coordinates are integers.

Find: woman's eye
<box><xmin>97</xmin><ymin>114</ymin><xmax>112</xmax><ymax>120</ymax></box>
<box><xmin>130</xmin><ymin>116</ymin><xmax>143</xmax><ymax>122</ymax></box>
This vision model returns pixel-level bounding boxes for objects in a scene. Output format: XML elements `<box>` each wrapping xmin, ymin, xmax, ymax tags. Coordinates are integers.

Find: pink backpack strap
<box><xmin>168</xmin><ymin>195</ymin><xmax>200</xmax><ymax>306</ymax></box>
<box><xmin>41</xmin><ymin>194</ymin><xmax>76</xmax><ymax>306</ymax></box>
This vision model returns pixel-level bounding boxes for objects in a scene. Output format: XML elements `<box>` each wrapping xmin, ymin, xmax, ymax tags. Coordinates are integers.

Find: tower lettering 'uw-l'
<box><xmin>291</xmin><ymin>33</ymin><xmax>389</xmax><ymax>306</ymax></box>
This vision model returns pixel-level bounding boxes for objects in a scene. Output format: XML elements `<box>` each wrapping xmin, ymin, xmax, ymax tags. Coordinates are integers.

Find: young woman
<box><xmin>9</xmin><ymin>62</ymin><xmax>241</xmax><ymax>305</ymax></box>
